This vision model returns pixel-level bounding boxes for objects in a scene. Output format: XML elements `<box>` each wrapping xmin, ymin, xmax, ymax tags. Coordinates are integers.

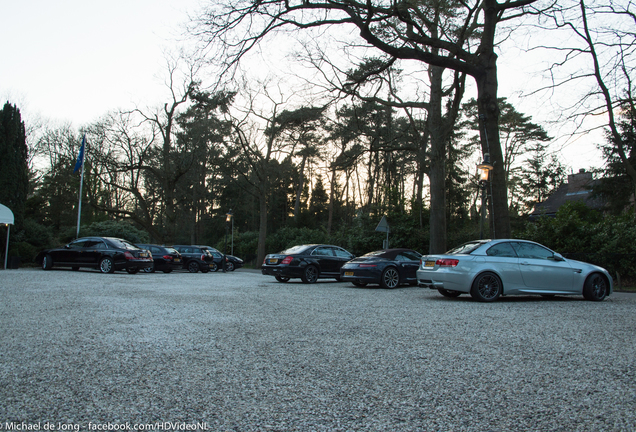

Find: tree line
<box><xmin>1</xmin><ymin>0</ymin><xmax>635</xmax><ymax>270</ymax></box>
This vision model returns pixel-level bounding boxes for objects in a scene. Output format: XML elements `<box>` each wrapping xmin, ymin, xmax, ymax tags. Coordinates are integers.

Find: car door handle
<box><xmin>521</xmin><ymin>261</ymin><xmax>529</xmax><ymax>266</ymax></box>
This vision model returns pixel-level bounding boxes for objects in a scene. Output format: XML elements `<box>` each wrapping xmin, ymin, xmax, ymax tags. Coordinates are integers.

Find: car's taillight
<box><xmin>163</xmin><ymin>255</ymin><xmax>172</xmax><ymax>260</ymax></box>
<box><xmin>124</xmin><ymin>251</ymin><xmax>134</xmax><ymax>260</ymax></box>
<box><xmin>201</xmin><ymin>254</ymin><xmax>206</xmax><ymax>260</ymax></box>
<box><xmin>436</xmin><ymin>259</ymin><xmax>459</xmax><ymax>267</ymax></box>
<box><xmin>359</xmin><ymin>264</ymin><xmax>377</xmax><ymax>268</ymax></box>
<box><xmin>281</xmin><ymin>256</ymin><xmax>294</xmax><ymax>265</ymax></box>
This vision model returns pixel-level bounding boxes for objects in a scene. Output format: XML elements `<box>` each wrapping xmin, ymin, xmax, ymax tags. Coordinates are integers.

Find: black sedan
<box><xmin>340</xmin><ymin>249</ymin><xmax>422</xmax><ymax>289</ymax></box>
<box><xmin>135</xmin><ymin>244</ymin><xmax>183</xmax><ymax>273</ymax></box>
<box><xmin>262</xmin><ymin>244</ymin><xmax>355</xmax><ymax>283</ymax></box>
<box><xmin>36</xmin><ymin>236</ymin><xmax>153</xmax><ymax>274</ymax></box>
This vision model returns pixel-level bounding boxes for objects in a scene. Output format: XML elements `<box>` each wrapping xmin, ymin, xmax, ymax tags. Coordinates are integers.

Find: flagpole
<box><xmin>76</xmin><ymin>135</ymin><xmax>86</xmax><ymax>238</ymax></box>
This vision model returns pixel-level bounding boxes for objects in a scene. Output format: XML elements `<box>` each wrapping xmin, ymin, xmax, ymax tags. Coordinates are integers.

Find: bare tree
<box><xmin>222</xmin><ymin>83</ymin><xmax>300</xmax><ymax>266</ymax></box>
<box><xmin>191</xmin><ymin>0</ymin><xmax>542</xmax><ymax>239</ymax></box>
<box><xmin>530</xmin><ymin>0</ymin><xmax>636</xmax><ymax>212</ymax></box>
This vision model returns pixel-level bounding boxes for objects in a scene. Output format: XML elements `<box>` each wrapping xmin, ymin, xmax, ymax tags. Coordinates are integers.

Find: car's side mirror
<box><xmin>65</xmin><ymin>244</ymin><xmax>71</xmax><ymax>249</ymax></box>
<box><xmin>552</xmin><ymin>253</ymin><xmax>565</xmax><ymax>262</ymax></box>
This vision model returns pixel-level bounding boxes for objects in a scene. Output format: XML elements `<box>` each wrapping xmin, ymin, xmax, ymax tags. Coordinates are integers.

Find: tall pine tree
<box><xmin>0</xmin><ymin>102</ymin><xmax>29</xmax><ymax>227</ymax></box>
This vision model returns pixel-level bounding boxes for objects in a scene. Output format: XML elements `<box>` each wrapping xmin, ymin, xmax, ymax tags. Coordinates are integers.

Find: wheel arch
<box><xmin>300</xmin><ymin>258</ymin><xmax>322</xmax><ymax>272</ymax></box>
<box><xmin>470</xmin><ymin>269</ymin><xmax>505</xmax><ymax>294</ymax></box>
<box><xmin>584</xmin><ymin>271</ymin><xmax>612</xmax><ymax>297</ymax></box>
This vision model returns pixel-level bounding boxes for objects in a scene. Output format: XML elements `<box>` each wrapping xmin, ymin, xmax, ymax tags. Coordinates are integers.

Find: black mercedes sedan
<box><xmin>339</xmin><ymin>248</ymin><xmax>422</xmax><ymax>289</ymax></box>
<box><xmin>36</xmin><ymin>236</ymin><xmax>153</xmax><ymax>274</ymax></box>
<box><xmin>262</xmin><ymin>244</ymin><xmax>355</xmax><ymax>283</ymax></box>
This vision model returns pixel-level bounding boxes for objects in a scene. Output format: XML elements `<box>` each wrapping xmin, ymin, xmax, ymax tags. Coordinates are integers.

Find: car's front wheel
<box><xmin>470</xmin><ymin>272</ymin><xmax>502</xmax><ymax>302</ymax></box>
<box><xmin>143</xmin><ymin>264</ymin><xmax>155</xmax><ymax>273</ymax></box>
<box><xmin>275</xmin><ymin>275</ymin><xmax>290</xmax><ymax>283</ymax></box>
<box><xmin>99</xmin><ymin>257</ymin><xmax>115</xmax><ymax>274</ymax></box>
<box><xmin>380</xmin><ymin>267</ymin><xmax>400</xmax><ymax>289</ymax></box>
<box><xmin>583</xmin><ymin>273</ymin><xmax>608</xmax><ymax>301</ymax></box>
<box><xmin>226</xmin><ymin>261</ymin><xmax>235</xmax><ymax>272</ymax></box>
<box><xmin>438</xmin><ymin>288</ymin><xmax>462</xmax><ymax>298</ymax></box>
<box><xmin>42</xmin><ymin>254</ymin><xmax>53</xmax><ymax>270</ymax></box>
<box><xmin>301</xmin><ymin>265</ymin><xmax>319</xmax><ymax>284</ymax></box>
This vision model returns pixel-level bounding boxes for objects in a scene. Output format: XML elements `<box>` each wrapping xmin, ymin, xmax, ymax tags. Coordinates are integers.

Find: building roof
<box><xmin>530</xmin><ymin>169</ymin><xmax>604</xmax><ymax>218</ymax></box>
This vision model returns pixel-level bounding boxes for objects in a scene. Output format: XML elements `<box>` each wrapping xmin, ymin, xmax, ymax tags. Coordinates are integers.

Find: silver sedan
<box><xmin>417</xmin><ymin>239</ymin><xmax>613</xmax><ymax>302</ymax></box>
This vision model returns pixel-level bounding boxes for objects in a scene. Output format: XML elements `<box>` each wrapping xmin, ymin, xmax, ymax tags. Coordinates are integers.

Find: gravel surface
<box><xmin>0</xmin><ymin>268</ymin><xmax>635</xmax><ymax>431</ymax></box>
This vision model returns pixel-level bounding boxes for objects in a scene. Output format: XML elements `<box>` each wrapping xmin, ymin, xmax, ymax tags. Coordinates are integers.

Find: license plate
<box><xmin>268</xmin><ymin>258</ymin><xmax>277</xmax><ymax>264</ymax></box>
<box><xmin>139</xmin><ymin>252</ymin><xmax>148</xmax><ymax>258</ymax></box>
<box><xmin>174</xmin><ymin>258</ymin><xmax>181</xmax><ymax>263</ymax></box>
<box><xmin>424</xmin><ymin>261</ymin><xmax>435</xmax><ymax>268</ymax></box>
<box><xmin>344</xmin><ymin>271</ymin><xmax>354</xmax><ymax>276</ymax></box>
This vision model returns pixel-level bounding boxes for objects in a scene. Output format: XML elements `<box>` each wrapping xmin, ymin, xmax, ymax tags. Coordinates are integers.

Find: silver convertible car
<box><xmin>417</xmin><ymin>239</ymin><xmax>612</xmax><ymax>302</ymax></box>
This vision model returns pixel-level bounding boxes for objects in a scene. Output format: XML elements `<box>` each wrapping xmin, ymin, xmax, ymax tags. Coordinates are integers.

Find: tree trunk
<box><xmin>428</xmin><ymin>64</ymin><xmax>447</xmax><ymax>253</ymax></box>
<box><xmin>473</xmin><ymin>0</ymin><xmax>511</xmax><ymax>239</ymax></box>
<box><xmin>257</xmin><ymin>188</ymin><xmax>268</xmax><ymax>268</ymax></box>
<box><xmin>327</xmin><ymin>166</ymin><xmax>335</xmax><ymax>235</ymax></box>
<box><xmin>475</xmin><ymin>66</ymin><xmax>511</xmax><ymax>239</ymax></box>
<box><xmin>293</xmin><ymin>155</ymin><xmax>307</xmax><ymax>221</ymax></box>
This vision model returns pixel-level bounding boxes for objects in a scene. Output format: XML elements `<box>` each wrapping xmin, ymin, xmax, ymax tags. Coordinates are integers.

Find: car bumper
<box><xmin>416</xmin><ymin>269</ymin><xmax>469</xmax><ymax>292</ymax></box>
<box><xmin>116</xmin><ymin>259</ymin><xmax>154</xmax><ymax>270</ymax></box>
<box><xmin>340</xmin><ymin>269</ymin><xmax>379</xmax><ymax>284</ymax></box>
<box><xmin>157</xmin><ymin>261</ymin><xmax>183</xmax><ymax>271</ymax></box>
<box><xmin>262</xmin><ymin>266</ymin><xmax>303</xmax><ymax>278</ymax></box>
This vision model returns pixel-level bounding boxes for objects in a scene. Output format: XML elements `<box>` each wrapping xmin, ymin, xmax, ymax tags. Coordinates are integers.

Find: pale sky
<box><xmin>1</xmin><ymin>0</ymin><xmax>605</xmax><ymax>173</ymax></box>
<box><xmin>1</xmin><ymin>0</ymin><xmax>199</xmax><ymax>125</ymax></box>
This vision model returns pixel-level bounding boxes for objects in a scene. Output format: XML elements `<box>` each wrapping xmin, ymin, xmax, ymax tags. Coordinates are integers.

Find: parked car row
<box><xmin>262</xmin><ymin>240</ymin><xmax>613</xmax><ymax>302</ymax></box>
<box><xmin>35</xmin><ymin>237</ymin><xmax>613</xmax><ymax>302</ymax></box>
<box><xmin>35</xmin><ymin>237</ymin><xmax>243</xmax><ymax>275</ymax></box>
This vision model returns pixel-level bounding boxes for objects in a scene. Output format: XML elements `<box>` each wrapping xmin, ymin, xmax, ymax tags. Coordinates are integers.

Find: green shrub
<box><xmin>518</xmin><ymin>202</ymin><xmax>636</xmax><ymax>278</ymax></box>
<box><xmin>76</xmin><ymin>220</ymin><xmax>150</xmax><ymax>244</ymax></box>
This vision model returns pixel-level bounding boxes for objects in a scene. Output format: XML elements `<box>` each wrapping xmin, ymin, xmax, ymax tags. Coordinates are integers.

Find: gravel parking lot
<box><xmin>1</xmin><ymin>268</ymin><xmax>635</xmax><ymax>431</ymax></box>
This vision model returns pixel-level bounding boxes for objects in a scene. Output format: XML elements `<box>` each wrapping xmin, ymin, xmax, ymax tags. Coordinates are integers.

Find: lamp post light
<box><xmin>224</xmin><ymin>210</ymin><xmax>233</xmax><ymax>272</ymax></box>
<box><xmin>477</xmin><ymin>154</ymin><xmax>493</xmax><ymax>239</ymax></box>
<box><xmin>227</xmin><ymin>209</ymin><xmax>234</xmax><ymax>256</ymax></box>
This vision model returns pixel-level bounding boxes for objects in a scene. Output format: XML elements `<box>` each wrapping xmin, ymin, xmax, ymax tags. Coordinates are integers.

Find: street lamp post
<box><xmin>224</xmin><ymin>210</ymin><xmax>233</xmax><ymax>272</ymax></box>
<box><xmin>228</xmin><ymin>209</ymin><xmax>234</xmax><ymax>256</ymax></box>
<box><xmin>477</xmin><ymin>154</ymin><xmax>493</xmax><ymax>239</ymax></box>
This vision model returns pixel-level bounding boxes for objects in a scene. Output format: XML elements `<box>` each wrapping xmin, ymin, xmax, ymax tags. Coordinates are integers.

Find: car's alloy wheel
<box><xmin>42</xmin><ymin>254</ymin><xmax>53</xmax><ymax>270</ymax></box>
<box><xmin>438</xmin><ymin>288</ymin><xmax>462</xmax><ymax>298</ymax></box>
<box><xmin>380</xmin><ymin>267</ymin><xmax>400</xmax><ymax>289</ymax></box>
<box><xmin>143</xmin><ymin>264</ymin><xmax>155</xmax><ymax>273</ymax></box>
<box><xmin>188</xmin><ymin>261</ymin><xmax>199</xmax><ymax>273</ymax></box>
<box><xmin>226</xmin><ymin>262</ymin><xmax>234</xmax><ymax>272</ymax></box>
<box><xmin>301</xmin><ymin>265</ymin><xmax>319</xmax><ymax>284</ymax></box>
<box><xmin>583</xmin><ymin>273</ymin><xmax>608</xmax><ymax>301</ymax></box>
<box><xmin>99</xmin><ymin>257</ymin><xmax>115</xmax><ymax>274</ymax></box>
<box><xmin>470</xmin><ymin>272</ymin><xmax>502</xmax><ymax>302</ymax></box>
<box><xmin>275</xmin><ymin>275</ymin><xmax>290</xmax><ymax>283</ymax></box>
